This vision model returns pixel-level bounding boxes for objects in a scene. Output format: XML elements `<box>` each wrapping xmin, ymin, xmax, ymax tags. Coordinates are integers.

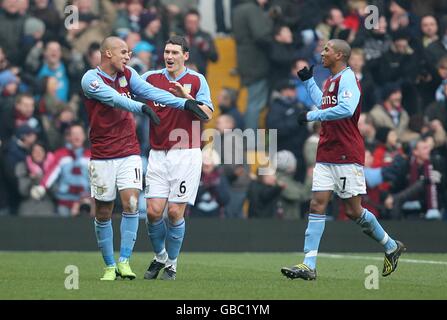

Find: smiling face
<box><xmin>105</xmin><ymin>39</ymin><xmax>131</xmax><ymax>73</ymax></box>
<box><xmin>164</xmin><ymin>43</ymin><xmax>189</xmax><ymax>75</ymax></box>
<box><xmin>321</xmin><ymin>41</ymin><xmax>338</xmax><ymax>68</ymax></box>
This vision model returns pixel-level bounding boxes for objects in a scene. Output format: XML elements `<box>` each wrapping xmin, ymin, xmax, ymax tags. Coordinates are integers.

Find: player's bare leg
<box><xmin>281</xmin><ymin>191</ymin><xmax>332</xmax><ymax>280</ymax></box>
<box><xmin>144</xmin><ymin>198</ymin><xmax>169</xmax><ymax>279</ymax></box>
<box><xmin>94</xmin><ymin>200</ymin><xmax>117</xmax><ymax>280</ymax></box>
<box><xmin>343</xmin><ymin>195</ymin><xmax>406</xmax><ymax>276</ymax></box>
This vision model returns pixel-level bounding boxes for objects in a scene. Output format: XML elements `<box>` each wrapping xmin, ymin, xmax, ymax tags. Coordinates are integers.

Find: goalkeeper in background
<box><xmin>281</xmin><ymin>39</ymin><xmax>405</xmax><ymax>281</ymax></box>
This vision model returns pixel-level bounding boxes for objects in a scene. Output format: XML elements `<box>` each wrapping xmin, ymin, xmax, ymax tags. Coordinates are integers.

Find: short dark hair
<box><xmin>166</xmin><ymin>35</ymin><xmax>189</xmax><ymax>53</ymax></box>
<box><xmin>15</xmin><ymin>93</ymin><xmax>34</xmax><ymax>105</ymax></box>
<box><xmin>185</xmin><ymin>8</ymin><xmax>200</xmax><ymax>19</ymax></box>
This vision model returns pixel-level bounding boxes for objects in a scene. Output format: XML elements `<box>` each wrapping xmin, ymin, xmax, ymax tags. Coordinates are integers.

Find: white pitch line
<box><xmin>319</xmin><ymin>253</ymin><xmax>447</xmax><ymax>265</ymax></box>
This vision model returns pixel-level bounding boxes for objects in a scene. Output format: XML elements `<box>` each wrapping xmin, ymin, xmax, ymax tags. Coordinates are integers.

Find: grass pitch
<box><xmin>1</xmin><ymin>252</ymin><xmax>446</xmax><ymax>300</ymax></box>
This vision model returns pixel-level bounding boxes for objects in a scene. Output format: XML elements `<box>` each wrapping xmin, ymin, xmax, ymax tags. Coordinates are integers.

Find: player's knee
<box><xmin>146</xmin><ymin>201</ymin><xmax>164</xmax><ymax>221</ymax></box>
<box><xmin>122</xmin><ymin>195</ymin><xmax>138</xmax><ymax>213</ymax></box>
<box><xmin>309</xmin><ymin>199</ymin><xmax>326</xmax><ymax>214</ymax></box>
<box><xmin>167</xmin><ymin>206</ymin><xmax>185</xmax><ymax>222</ymax></box>
<box><xmin>95</xmin><ymin>206</ymin><xmax>112</xmax><ymax>221</ymax></box>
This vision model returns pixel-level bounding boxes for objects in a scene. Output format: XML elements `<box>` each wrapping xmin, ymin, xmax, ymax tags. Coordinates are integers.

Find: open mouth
<box><xmin>166</xmin><ymin>61</ymin><xmax>174</xmax><ymax>67</ymax></box>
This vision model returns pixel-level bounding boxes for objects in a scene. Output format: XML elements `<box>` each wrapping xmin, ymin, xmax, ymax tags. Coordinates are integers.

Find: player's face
<box><xmin>321</xmin><ymin>42</ymin><xmax>338</xmax><ymax>68</ymax></box>
<box><xmin>109</xmin><ymin>42</ymin><xmax>131</xmax><ymax>73</ymax></box>
<box><xmin>164</xmin><ymin>43</ymin><xmax>189</xmax><ymax>74</ymax></box>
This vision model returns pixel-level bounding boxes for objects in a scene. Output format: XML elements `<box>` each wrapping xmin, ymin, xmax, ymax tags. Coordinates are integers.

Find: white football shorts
<box><xmin>89</xmin><ymin>155</ymin><xmax>143</xmax><ymax>202</ymax></box>
<box><xmin>312</xmin><ymin>163</ymin><xmax>367</xmax><ymax>199</ymax></box>
<box><xmin>145</xmin><ymin>148</ymin><xmax>202</xmax><ymax>205</ymax></box>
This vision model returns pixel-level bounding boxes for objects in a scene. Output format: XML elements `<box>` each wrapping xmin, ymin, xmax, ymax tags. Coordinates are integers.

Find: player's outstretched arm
<box><xmin>82</xmin><ymin>70</ymin><xmax>144</xmax><ymax>113</ymax></box>
<box><xmin>129</xmin><ymin>67</ymin><xmax>187</xmax><ymax>109</ymax></box>
<box><xmin>306</xmin><ymin>70</ymin><xmax>360</xmax><ymax>122</ymax></box>
<box><xmin>81</xmin><ymin>71</ymin><xmax>160</xmax><ymax>124</ymax></box>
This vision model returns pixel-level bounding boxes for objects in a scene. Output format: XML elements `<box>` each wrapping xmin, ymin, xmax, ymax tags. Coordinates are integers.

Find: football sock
<box><xmin>155</xmin><ymin>248</ymin><xmax>168</xmax><ymax>263</ymax></box>
<box><xmin>166</xmin><ymin>258</ymin><xmax>177</xmax><ymax>270</ymax></box>
<box><xmin>94</xmin><ymin>219</ymin><xmax>115</xmax><ymax>267</ymax></box>
<box><xmin>356</xmin><ymin>208</ymin><xmax>397</xmax><ymax>254</ymax></box>
<box><xmin>303</xmin><ymin>213</ymin><xmax>326</xmax><ymax>270</ymax></box>
<box><xmin>119</xmin><ymin>212</ymin><xmax>139</xmax><ymax>262</ymax></box>
<box><xmin>166</xmin><ymin>218</ymin><xmax>185</xmax><ymax>263</ymax></box>
<box><xmin>147</xmin><ymin>217</ymin><xmax>167</xmax><ymax>257</ymax></box>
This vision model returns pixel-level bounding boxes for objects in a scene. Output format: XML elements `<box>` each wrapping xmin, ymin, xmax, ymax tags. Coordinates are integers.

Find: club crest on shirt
<box><xmin>328</xmin><ymin>82</ymin><xmax>335</xmax><ymax>92</ymax></box>
<box><xmin>342</xmin><ymin>90</ymin><xmax>353</xmax><ymax>99</ymax></box>
<box><xmin>119</xmin><ymin>76</ymin><xmax>128</xmax><ymax>87</ymax></box>
<box><xmin>183</xmin><ymin>84</ymin><xmax>192</xmax><ymax>94</ymax></box>
<box><xmin>89</xmin><ymin>80</ymin><xmax>100</xmax><ymax>91</ymax></box>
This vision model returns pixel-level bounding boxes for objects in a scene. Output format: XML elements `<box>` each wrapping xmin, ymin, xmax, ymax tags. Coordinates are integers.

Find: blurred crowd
<box><xmin>0</xmin><ymin>0</ymin><xmax>446</xmax><ymax>221</ymax></box>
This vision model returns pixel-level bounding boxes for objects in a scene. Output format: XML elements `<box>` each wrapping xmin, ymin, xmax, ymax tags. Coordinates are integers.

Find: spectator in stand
<box><xmin>370</xmin><ymin>84</ymin><xmax>413</xmax><ymax>143</ymax></box>
<box><xmin>30</xmin><ymin>0</ymin><xmax>63</xmax><ymax>42</ymax></box>
<box><xmin>116</xmin><ymin>0</ymin><xmax>146</xmax><ymax>35</ymax></box>
<box><xmin>383</xmin><ymin>137</ymin><xmax>444</xmax><ymax>220</ymax></box>
<box><xmin>358</xmin><ymin>113</ymin><xmax>378</xmax><ymax>152</ymax></box>
<box><xmin>425</xmin><ymin>22</ymin><xmax>447</xmax><ymax>71</ymax></box>
<box><xmin>139</xmin><ymin>13</ymin><xmax>164</xmax><ymax>64</ymax></box>
<box><xmin>290</xmin><ymin>58</ymin><xmax>314</xmax><ymax>110</ymax></box>
<box><xmin>303</xmin><ymin>122</ymin><xmax>321</xmax><ymax>169</ymax></box>
<box><xmin>275</xmin><ymin>150</ymin><xmax>312</xmax><ymax>220</ymax></box>
<box><xmin>189</xmin><ymin>149</ymin><xmax>230</xmax><ymax>218</ymax></box>
<box><xmin>426</xmin><ymin>80</ymin><xmax>447</xmax><ymax>129</ymax></box>
<box><xmin>352</xmin><ymin>16</ymin><xmax>392</xmax><ymax>64</ymax></box>
<box><xmin>388</xmin><ymin>0</ymin><xmax>420</xmax><ymax>40</ymax></box>
<box><xmin>66</xmin><ymin>0</ymin><xmax>116</xmax><ymax>55</ymax></box>
<box><xmin>0</xmin><ymin>0</ymin><xmax>26</xmax><ymax>65</ymax></box>
<box><xmin>3</xmin><ymin>125</ymin><xmax>38</xmax><ymax>214</ymax></box>
<box><xmin>316</xmin><ymin>6</ymin><xmax>355</xmax><ymax>43</ymax></box>
<box><xmin>233</xmin><ymin>0</ymin><xmax>273</xmax><ymax>130</ymax></box>
<box><xmin>266</xmin><ymin>79</ymin><xmax>308</xmax><ymax>181</ymax></box>
<box><xmin>0</xmin><ymin>93</ymin><xmax>42</xmax><ymax>145</ymax></box>
<box><xmin>420</xmin><ymin>15</ymin><xmax>439</xmax><ymax>48</ymax></box>
<box><xmin>269</xmin><ymin>24</ymin><xmax>297</xmax><ymax>90</ymax></box>
<box><xmin>433</xmin><ymin>56</ymin><xmax>447</xmax><ymax>103</ymax></box>
<box><xmin>31</xmin><ymin>124</ymin><xmax>91</xmax><ymax>217</ymax></box>
<box><xmin>377</xmin><ymin>29</ymin><xmax>419</xmax><ymax>86</ymax></box>
<box><xmin>349</xmin><ymin>48</ymin><xmax>377</xmax><ymax>112</ymax></box>
<box><xmin>37</xmin><ymin>77</ymin><xmax>72</xmax><ymax>150</ymax></box>
<box><xmin>217</xmin><ymin>87</ymin><xmax>245</xmax><ymax>130</ymax></box>
<box><xmin>37</xmin><ymin>41</ymin><xmax>70</xmax><ymax>103</ymax></box>
<box><xmin>22</xmin><ymin>17</ymin><xmax>46</xmax><ymax>59</ymax></box>
<box><xmin>15</xmin><ymin>142</ymin><xmax>55</xmax><ymax>216</ymax></box>
<box><xmin>247</xmin><ymin>168</ymin><xmax>285</xmax><ymax>218</ymax></box>
<box><xmin>0</xmin><ymin>68</ymin><xmax>20</xmax><ymax>111</ymax></box>
<box><xmin>177</xmin><ymin>9</ymin><xmax>218</xmax><ymax>77</ymax></box>
<box><xmin>128</xmin><ymin>41</ymin><xmax>154</xmax><ymax>74</ymax></box>
<box><xmin>214</xmin><ymin>114</ymin><xmax>250</xmax><ymax>218</ymax></box>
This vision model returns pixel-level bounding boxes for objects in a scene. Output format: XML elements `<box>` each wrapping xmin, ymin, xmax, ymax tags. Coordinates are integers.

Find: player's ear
<box><xmin>184</xmin><ymin>51</ymin><xmax>189</xmax><ymax>61</ymax></box>
<box><xmin>106</xmin><ymin>50</ymin><xmax>113</xmax><ymax>58</ymax></box>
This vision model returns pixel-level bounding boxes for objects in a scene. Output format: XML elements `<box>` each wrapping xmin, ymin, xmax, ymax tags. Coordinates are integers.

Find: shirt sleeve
<box><xmin>196</xmin><ymin>74</ymin><xmax>214</xmax><ymax>111</ymax></box>
<box><xmin>303</xmin><ymin>77</ymin><xmax>323</xmax><ymax>109</ymax></box>
<box><xmin>128</xmin><ymin>66</ymin><xmax>187</xmax><ymax>109</ymax></box>
<box><xmin>306</xmin><ymin>70</ymin><xmax>360</xmax><ymax>122</ymax></box>
<box><xmin>81</xmin><ymin>70</ymin><xmax>144</xmax><ymax>113</ymax></box>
